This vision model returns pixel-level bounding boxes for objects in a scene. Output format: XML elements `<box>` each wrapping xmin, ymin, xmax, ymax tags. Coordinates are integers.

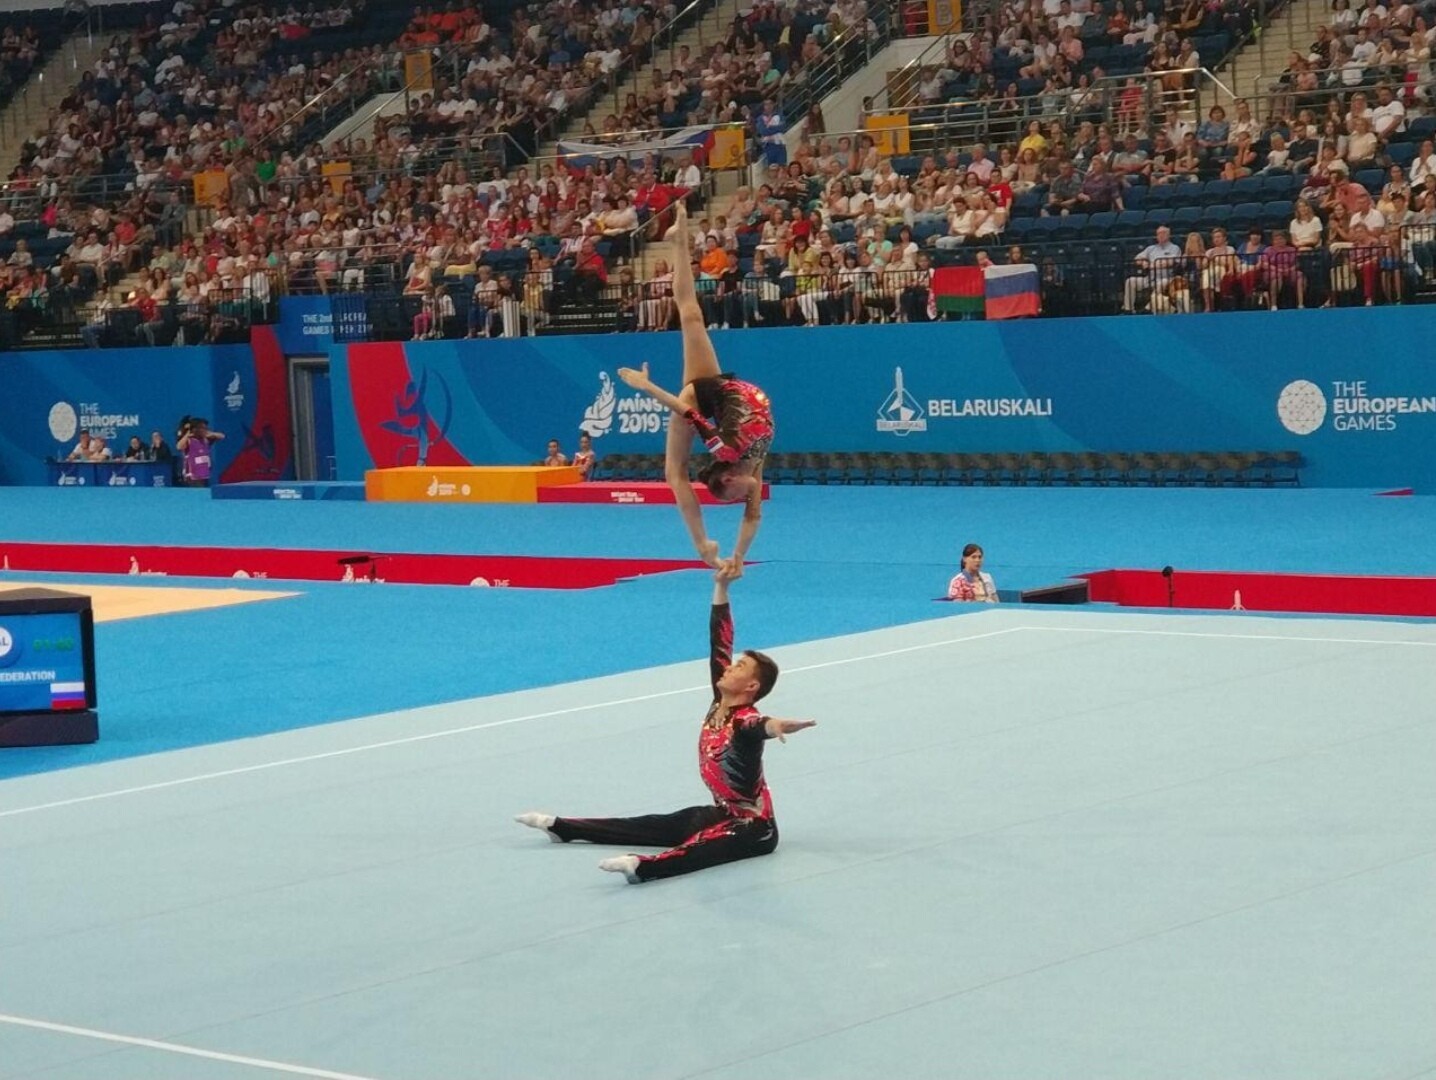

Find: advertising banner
<box><xmin>328</xmin><ymin>311</ymin><xmax>1436</xmax><ymax>490</ymax></box>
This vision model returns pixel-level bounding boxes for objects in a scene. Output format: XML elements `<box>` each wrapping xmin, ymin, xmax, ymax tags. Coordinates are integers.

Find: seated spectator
<box><xmin>572</xmin><ymin>433</ymin><xmax>596</xmax><ymax>480</ymax></box>
<box><xmin>85</xmin><ymin>436</ymin><xmax>113</xmax><ymax>463</ymax></box>
<box><xmin>64</xmin><ymin>430</ymin><xmax>92</xmax><ymax>462</ymax></box>
<box><xmin>1258</xmin><ymin>231</ymin><xmax>1305</xmax><ymax>310</ymax></box>
<box><xmin>1201</xmin><ymin>227</ymin><xmax>1240</xmax><ymax>312</ymax></box>
<box><xmin>123</xmin><ymin>436</ymin><xmax>147</xmax><ymax>461</ymax></box>
<box><xmin>1045</xmin><ymin>160</ymin><xmax>1084</xmax><ymax>216</ymax></box>
<box><xmin>947</xmin><ymin>544</ymin><xmax>998</xmax><ymax>603</ymax></box>
<box><xmin>543</xmin><ymin>439</ymin><xmax>569</xmax><ymax>466</ymax></box>
<box><xmin>1123</xmin><ymin>225</ymin><xmax>1183</xmax><ymax>312</ymax></box>
<box><xmin>150</xmin><ymin>430</ymin><xmax>173</xmax><ymax>464</ymax></box>
<box><xmin>1076</xmin><ymin>157</ymin><xmax>1124</xmax><ymax>212</ymax></box>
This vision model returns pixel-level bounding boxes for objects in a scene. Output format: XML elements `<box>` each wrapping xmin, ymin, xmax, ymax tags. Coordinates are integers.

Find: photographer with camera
<box><xmin>176</xmin><ymin>416</ymin><xmax>224</xmax><ymax>487</ymax></box>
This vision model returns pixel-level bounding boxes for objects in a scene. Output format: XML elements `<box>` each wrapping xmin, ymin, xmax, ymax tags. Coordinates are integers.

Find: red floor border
<box><xmin>1081</xmin><ymin>568</ymin><xmax>1436</xmax><ymax>617</ymax></box>
<box><xmin>0</xmin><ymin>541</ymin><xmax>703</xmax><ymax>590</ymax></box>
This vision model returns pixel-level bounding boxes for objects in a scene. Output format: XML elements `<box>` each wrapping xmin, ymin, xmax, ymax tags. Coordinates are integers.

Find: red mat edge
<box><xmin>0</xmin><ymin>541</ymin><xmax>704</xmax><ymax>590</ymax></box>
<box><xmin>1080</xmin><ymin>568</ymin><xmax>1436</xmax><ymax>617</ymax></box>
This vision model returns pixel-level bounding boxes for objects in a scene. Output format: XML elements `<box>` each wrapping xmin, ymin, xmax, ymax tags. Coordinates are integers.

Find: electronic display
<box><xmin>0</xmin><ymin>611</ymin><xmax>94</xmax><ymax>715</ymax></box>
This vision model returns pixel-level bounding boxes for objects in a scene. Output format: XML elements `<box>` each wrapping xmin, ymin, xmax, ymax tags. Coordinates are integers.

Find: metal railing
<box><xmin>776</xmin><ymin>0</ymin><xmax>896</xmax><ymax>126</ymax></box>
<box><xmin>537</xmin><ymin>0</ymin><xmax>746</xmax><ymax>149</ymax></box>
<box><xmin>861</xmin><ymin>67</ymin><xmax>1238</xmax><ymax>156</ymax></box>
<box><xmin>289</xmin><ymin>227</ymin><xmax>1436</xmax><ymax>341</ymax></box>
<box><xmin>0</xmin><ymin>286</ymin><xmax>273</xmax><ymax>351</ymax></box>
<box><xmin>1250</xmin><ymin>61</ymin><xmax>1435</xmax><ymax>126</ymax></box>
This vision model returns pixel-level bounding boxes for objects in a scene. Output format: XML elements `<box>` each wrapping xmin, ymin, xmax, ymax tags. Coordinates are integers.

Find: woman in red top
<box><xmin>619</xmin><ymin>204</ymin><xmax>774</xmax><ymax>575</ymax></box>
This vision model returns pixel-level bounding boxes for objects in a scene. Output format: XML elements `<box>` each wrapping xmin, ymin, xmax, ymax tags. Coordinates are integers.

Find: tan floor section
<box><xmin>0</xmin><ymin>581</ymin><xmax>299</xmax><ymax>623</ymax></box>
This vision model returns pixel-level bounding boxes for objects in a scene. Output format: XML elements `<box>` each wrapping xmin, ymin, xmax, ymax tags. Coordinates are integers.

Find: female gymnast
<box><xmin>618</xmin><ymin>204</ymin><xmax>773</xmax><ymax>574</ymax></box>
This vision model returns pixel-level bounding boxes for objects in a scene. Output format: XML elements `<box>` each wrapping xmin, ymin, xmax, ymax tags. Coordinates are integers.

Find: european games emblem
<box><xmin>877</xmin><ymin>367</ymin><xmax>927</xmax><ymax>435</ymax></box>
<box><xmin>0</xmin><ymin>625</ymin><xmax>19</xmax><ymax>667</ymax></box>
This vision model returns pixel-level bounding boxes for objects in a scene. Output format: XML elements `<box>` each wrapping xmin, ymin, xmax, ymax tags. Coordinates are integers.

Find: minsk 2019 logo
<box><xmin>580</xmin><ymin>372</ymin><xmax>667</xmax><ymax>437</ymax></box>
<box><xmin>580</xmin><ymin>372</ymin><xmax>617</xmax><ymax>437</ymax></box>
<box><xmin>877</xmin><ymin>367</ymin><xmax>927</xmax><ymax>435</ymax></box>
<box><xmin>380</xmin><ymin>369</ymin><xmax>454</xmax><ymax>465</ymax></box>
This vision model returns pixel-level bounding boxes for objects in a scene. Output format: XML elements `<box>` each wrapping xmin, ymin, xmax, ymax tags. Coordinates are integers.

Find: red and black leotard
<box><xmin>686</xmin><ymin>375</ymin><xmax>775</xmax><ymax>465</ymax></box>
<box><xmin>698</xmin><ymin>601</ymin><xmax>774</xmax><ymax>819</ymax></box>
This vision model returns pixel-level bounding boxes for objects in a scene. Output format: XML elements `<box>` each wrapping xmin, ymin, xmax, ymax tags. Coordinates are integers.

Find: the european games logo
<box><xmin>224</xmin><ymin>371</ymin><xmax>245</xmax><ymax>412</ymax></box>
<box><xmin>581</xmin><ymin>372</ymin><xmax>617</xmax><ymax>437</ymax></box>
<box><xmin>48</xmin><ymin>401</ymin><xmax>78</xmax><ymax>442</ymax></box>
<box><xmin>1277</xmin><ymin>380</ymin><xmax>1327</xmax><ymax>436</ymax></box>
<box><xmin>877</xmin><ymin>367</ymin><xmax>927</xmax><ymax>435</ymax></box>
<box><xmin>579</xmin><ymin>372</ymin><xmax>667</xmax><ymax>438</ymax></box>
<box><xmin>0</xmin><ymin>625</ymin><xmax>18</xmax><ymax>668</ymax></box>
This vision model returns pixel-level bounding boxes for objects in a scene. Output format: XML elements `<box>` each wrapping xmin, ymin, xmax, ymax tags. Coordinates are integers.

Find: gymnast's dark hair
<box><xmin>696</xmin><ymin>457</ymin><xmax>740</xmax><ymax>500</ymax></box>
<box><xmin>745</xmin><ymin>650</ymin><xmax>779</xmax><ymax>701</ymax></box>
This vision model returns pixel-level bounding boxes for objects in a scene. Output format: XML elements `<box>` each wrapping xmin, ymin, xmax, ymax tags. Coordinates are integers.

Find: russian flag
<box><xmin>983</xmin><ymin>263</ymin><xmax>1041</xmax><ymax>320</ymax></box>
<box><xmin>50</xmin><ymin>682</ymin><xmax>87</xmax><ymax>711</ymax></box>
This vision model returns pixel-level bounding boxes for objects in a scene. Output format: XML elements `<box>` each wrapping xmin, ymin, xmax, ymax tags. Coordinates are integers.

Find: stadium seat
<box><xmin>1354</xmin><ymin>169</ymin><xmax>1385</xmax><ymax>194</ymax></box>
<box><xmin>1053</xmin><ymin>213</ymin><xmax>1088</xmax><ymax>241</ymax></box>
<box><xmin>1201</xmin><ymin>180</ymin><xmax>1233</xmax><ymax>206</ymax></box>
<box><xmin>1112</xmin><ymin>210</ymin><xmax>1148</xmax><ymax>237</ymax></box>
<box><xmin>1169</xmin><ymin>182</ymin><xmax>1204</xmax><ymax>207</ymax></box>
<box><xmin>1144</xmin><ymin>185</ymin><xmax>1175</xmax><ymax>210</ymax></box>
<box><xmin>1230</xmin><ymin>176</ymin><xmax>1265</xmax><ymax>202</ymax></box>
<box><xmin>1200</xmin><ymin>204</ymin><xmax>1229</xmax><ymax>228</ymax></box>
<box><xmin>1085</xmin><ymin>211</ymin><xmax>1118</xmax><ymax>238</ymax></box>
<box><xmin>1170</xmin><ymin>206</ymin><xmax>1203</xmax><ymax>230</ymax></box>
<box><xmin>1408</xmin><ymin>116</ymin><xmax>1436</xmax><ymax>140</ymax></box>
<box><xmin>1388</xmin><ymin>142</ymin><xmax>1416</xmax><ymax>168</ymax></box>
<box><xmin>1259</xmin><ymin>174</ymin><xmax>1297</xmax><ymax>198</ymax></box>
<box><xmin>1262</xmin><ymin>200</ymin><xmax>1294</xmax><ymax>228</ymax></box>
<box><xmin>1228</xmin><ymin>202</ymin><xmax>1264</xmax><ymax>232</ymax></box>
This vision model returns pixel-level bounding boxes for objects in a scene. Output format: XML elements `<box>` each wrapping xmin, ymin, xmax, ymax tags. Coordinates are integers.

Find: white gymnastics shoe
<box><xmin>515</xmin><ymin>812</ymin><xmax>563</xmax><ymax>842</ymax></box>
<box><xmin>598</xmin><ymin>855</ymin><xmax>641</xmax><ymax>883</ymax></box>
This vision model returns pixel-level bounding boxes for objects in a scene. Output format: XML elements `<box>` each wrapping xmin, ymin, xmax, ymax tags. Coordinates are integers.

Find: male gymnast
<box><xmin>516</xmin><ymin>566</ymin><xmax>814</xmax><ymax>882</ymax></box>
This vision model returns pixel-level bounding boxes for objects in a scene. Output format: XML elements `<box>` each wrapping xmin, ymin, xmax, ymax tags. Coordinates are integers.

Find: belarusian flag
<box><xmin>931</xmin><ymin>267</ymin><xmax>985</xmax><ymax>315</ymax></box>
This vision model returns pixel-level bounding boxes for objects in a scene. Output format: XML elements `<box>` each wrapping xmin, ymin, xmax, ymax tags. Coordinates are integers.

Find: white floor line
<box><xmin>0</xmin><ymin>1013</ymin><xmax>386</xmax><ymax>1080</ymax></box>
<box><xmin>1020</xmin><ymin>624</ymin><xmax>1436</xmax><ymax>647</ymax></box>
<box><xmin>0</xmin><ymin>625</ymin><xmax>1025</xmax><ymax>821</ymax></box>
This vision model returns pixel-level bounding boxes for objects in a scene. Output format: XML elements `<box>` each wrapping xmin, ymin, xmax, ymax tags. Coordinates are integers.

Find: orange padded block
<box><xmin>364</xmin><ymin>466</ymin><xmax>583</xmax><ymax>504</ymax></box>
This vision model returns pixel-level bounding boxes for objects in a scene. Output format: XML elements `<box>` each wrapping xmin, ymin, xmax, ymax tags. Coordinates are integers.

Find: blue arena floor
<box><xmin>1</xmin><ymin>485</ymin><xmax>1434</xmax><ymax>779</ymax></box>
<box><xmin>1</xmin><ymin>486</ymin><xmax>1432</xmax><ymax>1080</ymax></box>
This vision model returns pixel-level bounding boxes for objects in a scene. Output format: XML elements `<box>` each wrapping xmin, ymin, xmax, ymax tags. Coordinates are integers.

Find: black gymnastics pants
<box><xmin>551</xmin><ymin>805</ymin><xmax>778</xmax><ymax>882</ymax></box>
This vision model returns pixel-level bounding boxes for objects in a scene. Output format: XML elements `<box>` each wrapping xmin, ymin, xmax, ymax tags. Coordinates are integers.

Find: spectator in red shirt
<box><xmin>133</xmin><ymin>286</ymin><xmax>164</xmax><ymax>346</ymax></box>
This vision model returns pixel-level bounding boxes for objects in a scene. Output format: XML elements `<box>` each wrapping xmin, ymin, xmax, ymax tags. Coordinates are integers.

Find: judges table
<box><xmin>46</xmin><ymin>459</ymin><xmax>175</xmax><ymax>488</ymax></box>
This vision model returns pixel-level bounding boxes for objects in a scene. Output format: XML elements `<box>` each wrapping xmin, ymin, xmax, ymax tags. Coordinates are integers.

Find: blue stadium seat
<box><xmin>1007</xmin><ymin>218</ymin><xmax>1037</xmax><ymax>243</ymax></box>
<box><xmin>1170</xmin><ymin>182</ymin><xmax>1204</xmax><ymax>207</ymax></box>
<box><xmin>1170</xmin><ymin>206</ymin><xmax>1203</xmax><ymax>230</ymax></box>
<box><xmin>1262</xmin><ymin>200</ymin><xmax>1294</xmax><ymax>228</ymax></box>
<box><xmin>1112</xmin><ymin>210</ymin><xmax>1148</xmax><ymax>237</ymax></box>
<box><xmin>1033</xmin><ymin>216</ymin><xmax>1065</xmax><ymax>241</ymax></box>
<box><xmin>1228</xmin><ymin>202</ymin><xmax>1264</xmax><ymax>232</ymax></box>
<box><xmin>1200</xmin><ymin>205</ymin><xmax>1229</xmax><ymax>228</ymax></box>
<box><xmin>1408</xmin><ymin>116</ymin><xmax>1436</xmax><ymax>140</ymax></box>
<box><xmin>890</xmin><ymin>155</ymin><xmax>921</xmax><ymax>176</ymax></box>
<box><xmin>1121</xmin><ymin>184</ymin><xmax>1147</xmax><ymax>211</ymax></box>
<box><xmin>1012</xmin><ymin>191</ymin><xmax>1043</xmax><ymax>217</ymax></box>
<box><xmin>1202</xmin><ymin>180</ymin><xmax>1233</xmax><ymax>206</ymax></box>
<box><xmin>1144</xmin><ymin>185</ymin><xmax>1174</xmax><ymax>209</ymax></box>
<box><xmin>1388</xmin><ymin>142</ymin><xmax>1417</xmax><ymax>168</ymax></box>
<box><xmin>1085</xmin><ymin>211</ymin><xmax>1118</xmax><ymax>238</ymax></box>
<box><xmin>831</xmin><ymin>222</ymin><xmax>856</xmax><ymax>244</ymax></box>
<box><xmin>1354</xmin><ymin>169</ymin><xmax>1385</xmax><ymax>193</ymax></box>
<box><xmin>1259</xmin><ymin>174</ymin><xmax>1297</xmax><ymax>198</ymax></box>
<box><xmin>1053</xmin><ymin>213</ymin><xmax>1089</xmax><ymax>241</ymax></box>
<box><xmin>1230</xmin><ymin>176</ymin><xmax>1265</xmax><ymax>201</ymax></box>
<box><xmin>913</xmin><ymin>219</ymin><xmax>946</xmax><ymax>244</ymax></box>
